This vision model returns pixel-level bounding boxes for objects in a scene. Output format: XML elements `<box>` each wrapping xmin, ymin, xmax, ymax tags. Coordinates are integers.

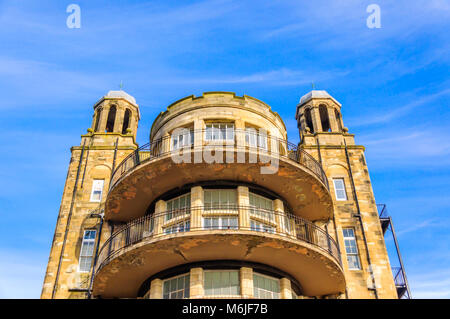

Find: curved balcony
<box><xmin>92</xmin><ymin>206</ymin><xmax>345</xmax><ymax>298</ymax></box>
<box><xmin>105</xmin><ymin>129</ymin><xmax>332</xmax><ymax>221</ymax></box>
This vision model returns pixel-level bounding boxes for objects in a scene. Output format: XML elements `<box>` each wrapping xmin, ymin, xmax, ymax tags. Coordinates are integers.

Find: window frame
<box><xmin>249</xmin><ymin>192</ymin><xmax>274</xmax><ymax>221</ymax></box>
<box><xmin>204</xmin><ymin>189</ymin><xmax>237</xmax><ymax>210</ymax></box>
<box><xmin>343</xmin><ymin>228</ymin><xmax>361</xmax><ymax>270</ymax></box>
<box><xmin>171</xmin><ymin>129</ymin><xmax>194</xmax><ymax>150</ymax></box>
<box><xmin>163</xmin><ymin>219</ymin><xmax>191</xmax><ymax>234</ymax></box>
<box><xmin>203</xmin><ymin>216</ymin><xmax>239</xmax><ymax>230</ymax></box>
<box><xmin>166</xmin><ymin>193</ymin><xmax>191</xmax><ymax>221</ymax></box>
<box><xmin>245</xmin><ymin>127</ymin><xmax>268</xmax><ymax>150</ymax></box>
<box><xmin>90</xmin><ymin>179</ymin><xmax>105</xmax><ymax>202</ymax></box>
<box><xmin>78</xmin><ymin>229</ymin><xmax>97</xmax><ymax>273</ymax></box>
<box><xmin>205</xmin><ymin>123</ymin><xmax>235</xmax><ymax>142</ymax></box>
<box><xmin>333</xmin><ymin>178</ymin><xmax>348</xmax><ymax>201</ymax></box>
<box><xmin>204</xmin><ymin>270</ymin><xmax>240</xmax><ymax>296</ymax></box>
<box><xmin>253</xmin><ymin>272</ymin><xmax>280</xmax><ymax>299</ymax></box>
<box><xmin>163</xmin><ymin>273</ymin><xmax>190</xmax><ymax>299</ymax></box>
<box><xmin>250</xmin><ymin>219</ymin><xmax>275</xmax><ymax>233</ymax></box>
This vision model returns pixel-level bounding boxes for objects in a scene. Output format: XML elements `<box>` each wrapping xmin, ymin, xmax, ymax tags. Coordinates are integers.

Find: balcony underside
<box><xmin>92</xmin><ymin>230</ymin><xmax>345</xmax><ymax>298</ymax></box>
<box><xmin>105</xmin><ymin>149</ymin><xmax>333</xmax><ymax>222</ymax></box>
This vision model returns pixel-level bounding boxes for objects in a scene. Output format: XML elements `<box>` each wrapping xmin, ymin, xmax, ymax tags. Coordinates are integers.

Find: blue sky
<box><xmin>0</xmin><ymin>0</ymin><xmax>449</xmax><ymax>298</ymax></box>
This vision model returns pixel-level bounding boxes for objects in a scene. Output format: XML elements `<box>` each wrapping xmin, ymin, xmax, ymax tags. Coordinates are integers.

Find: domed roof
<box><xmin>105</xmin><ymin>90</ymin><xmax>137</xmax><ymax>106</ymax></box>
<box><xmin>93</xmin><ymin>90</ymin><xmax>140</xmax><ymax>119</ymax></box>
<box><xmin>298</xmin><ymin>90</ymin><xmax>341</xmax><ymax>106</ymax></box>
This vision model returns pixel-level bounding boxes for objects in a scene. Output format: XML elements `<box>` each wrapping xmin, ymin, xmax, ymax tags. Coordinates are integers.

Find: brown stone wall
<box><xmin>302</xmin><ymin>134</ymin><xmax>398</xmax><ymax>299</ymax></box>
<box><xmin>41</xmin><ymin>131</ymin><xmax>137</xmax><ymax>299</ymax></box>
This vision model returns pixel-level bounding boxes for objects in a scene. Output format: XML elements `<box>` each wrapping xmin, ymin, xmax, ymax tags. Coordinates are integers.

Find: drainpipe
<box><xmin>52</xmin><ymin>140</ymin><xmax>86</xmax><ymax>298</ymax></box>
<box><xmin>87</xmin><ymin>210</ymin><xmax>104</xmax><ymax>299</ymax></box>
<box><xmin>111</xmin><ymin>138</ymin><xmax>119</xmax><ymax>174</ymax></box>
<box><xmin>344</xmin><ymin>139</ymin><xmax>378</xmax><ymax>299</ymax></box>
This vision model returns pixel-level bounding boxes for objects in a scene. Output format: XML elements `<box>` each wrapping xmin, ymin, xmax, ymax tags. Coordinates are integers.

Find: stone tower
<box><xmin>41</xmin><ymin>90</ymin><xmax>140</xmax><ymax>299</ymax></box>
<box><xmin>42</xmin><ymin>90</ymin><xmax>401</xmax><ymax>299</ymax></box>
<box><xmin>296</xmin><ymin>90</ymin><xmax>397</xmax><ymax>298</ymax></box>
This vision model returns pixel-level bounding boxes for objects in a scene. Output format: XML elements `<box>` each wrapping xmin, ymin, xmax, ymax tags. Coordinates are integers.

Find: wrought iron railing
<box><xmin>377</xmin><ymin>203</ymin><xmax>411</xmax><ymax>299</ymax></box>
<box><xmin>377</xmin><ymin>203</ymin><xmax>388</xmax><ymax>218</ymax></box>
<box><xmin>392</xmin><ymin>267</ymin><xmax>406</xmax><ymax>287</ymax></box>
<box><xmin>95</xmin><ymin>206</ymin><xmax>341</xmax><ymax>274</ymax></box>
<box><xmin>109</xmin><ymin>129</ymin><xmax>329</xmax><ymax>192</ymax></box>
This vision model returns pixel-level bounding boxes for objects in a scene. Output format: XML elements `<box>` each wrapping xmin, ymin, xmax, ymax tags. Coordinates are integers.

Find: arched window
<box><xmin>94</xmin><ymin>108</ymin><xmax>102</xmax><ymax>132</ymax></box>
<box><xmin>122</xmin><ymin>109</ymin><xmax>131</xmax><ymax>134</ymax></box>
<box><xmin>335</xmin><ymin>109</ymin><xmax>343</xmax><ymax>132</ymax></box>
<box><xmin>304</xmin><ymin>108</ymin><xmax>314</xmax><ymax>133</ymax></box>
<box><xmin>319</xmin><ymin>105</ymin><xmax>331</xmax><ymax>132</ymax></box>
<box><xmin>106</xmin><ymin>105</ymin><xmax>116</xmax><ymax>133</ymax></box>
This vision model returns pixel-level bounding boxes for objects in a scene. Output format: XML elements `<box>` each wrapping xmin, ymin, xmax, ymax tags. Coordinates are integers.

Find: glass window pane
<box><xmin>163</xmin><ymin>274</ymin><xmax>190</xmax><ymax>299</ymax></box>
<box><xmin>333</xmin><ymin>179</ymin><xmax>347</xmax><ymax>200</ymax></box>
<box><xmin>212</xmin><ymin>191</ymin><xmax>220</xmax><ymax>207</ymax></box>
<box><xmin>206</xmin><ymin>126</ymin><xmax>212</xmax><ymax>140</ymax></box>
<box><xmin>204</xmin><ymin>271</ymin><xmax>239</xmax><ymax>296</ymax></box>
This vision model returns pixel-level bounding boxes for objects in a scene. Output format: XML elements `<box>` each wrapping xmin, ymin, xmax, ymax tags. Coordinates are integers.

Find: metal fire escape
<box><xmin>377</xmin><ymin>204</ymin><xmax>412</xmax><ymax>299</ymax></box>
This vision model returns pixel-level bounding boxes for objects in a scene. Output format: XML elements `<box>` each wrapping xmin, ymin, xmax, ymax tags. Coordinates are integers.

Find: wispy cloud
<box><xmin>360</xmin><ymin>128</ymin><xmax>450</xmax><ymax>168</ymax></box>
<box><xmin>347</xmin><ymin>88</ymin><xmax>450</xmax><ymax>127</ymax></box>
<box><xmin>0</xmin><ymin>56</ymin><xmax>113</xmax><ymax>109</ymax></box>
<box><xmin>396</xmin><ymin>219</ymin><xmax>443</xmax><ymax>236</ymax></box>
<box><xmin>158</xmin><ymin>68</ymin><xmax>349</xmax><ymax>86</ymax></box>
<box><xmin>410</xmin><ymin>268</ymin><xmax>450</xmax><ymax>298</ymax></box>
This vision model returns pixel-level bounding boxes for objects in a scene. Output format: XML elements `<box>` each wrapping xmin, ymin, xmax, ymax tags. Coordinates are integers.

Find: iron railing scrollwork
<box><xmin>95</xmin><ymin>205</ymin><xmax>341</xmax><ymax>274</ymax></box>
<box><xmin>109</xmin><ymin>129</ymin><xmax>329</xmax><ymax>192</ymax></box>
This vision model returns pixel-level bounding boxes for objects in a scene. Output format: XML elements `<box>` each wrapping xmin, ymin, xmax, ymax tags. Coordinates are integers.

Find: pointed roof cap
<box><xmin>298</xmin><ymin>90</ymin><xmax>341</xmax><ymax>107</ymax></box>
<box><xmin>105</xmin><ymin>90</ymin><xmax>137</xmax><ymax>106</ymax></box>
<box><xmin>93</xmin><ymin>90</ymin><xmax>140</xmax><ymax>119</ymax></box>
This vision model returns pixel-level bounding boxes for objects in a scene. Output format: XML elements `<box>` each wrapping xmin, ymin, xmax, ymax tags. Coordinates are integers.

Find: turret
<box><xmin>84</xmin><ymin>90</ymin><xmax>140</xmax><ymax>147</ymax></box>
<box><xmin>296</xmin><ymin>90</ymin><xmax>353</xmax><ymax>146</ymax></box>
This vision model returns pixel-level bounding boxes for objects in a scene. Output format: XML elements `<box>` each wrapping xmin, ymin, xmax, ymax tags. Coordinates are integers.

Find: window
<box><xmin>164</xmin><ymin>220</ymin><xmax>190</xmax><ymax>234</ymax></box>
<box><xmin>166</xmin><ymin>193</ymin><xmax>191</xmax><ymax>221</ymax></box>
<box><xmin>163</xmin><ymin>274</ymin><xmax>190</xmax><ymax>299</ymax></box>
<box><xmin>121</xmin><ymin>109</ymin><xmax>131</xmax><ymax>134</ymax></box>
<box><xmin>343</xmin><ymin>228</ymin><xmax>361</xmax><ymax>270</ymax></box>
<box><xmin>319</xmin><ymin>105</ymin><xmax>331</xmax><ymax>132</ymax></box>
<box><xmin>333</xmin><ymin>178</ymin><xmax>347</xmax><ymax>201</ymax></box>
<box><xmin>204</xmin><ymin>216</ymin><xmax>238</xmax><ymax>230</ymax></box>
<box><xmin>94</xmin><ymin>108</ymin><xmax>102</xmax><ymax>132</ymax></box>
<box><xmin>204</xmin><ymin>270</ymin><xmax>240</xmax><ymax>296</ymax></box>
<box><xmin>249</xmin><ymin>192</ymin><xmax>273</xmax><ymax>221</ymax></box>
<box><xmin>172</xmin><ymin>129</ymin><xmax>194</xmax><ymax>150</ymax></box>
<box><xmin>250</xmin><ymin>220</ymin><xmax>275</xmax><ymax>233</ymax></box>
<box><xmin>253</xmin><ymin>273</ymin><xmax>280</xmax><ymax>299</ymax></box>
<box><xmin>79</xmin><ymin>230</ymin><xmax>96</xmax><ymax>272</ymax></box>
<box><xmin>205</xmin><ymin>123</ymin><xmax>234</xmax><ymax>141</ymax></box>
<box><xmin>90</xmin><ymin>179</ymin><xmax>104</xmax><ymax>202</ymax></box>
<box><xmin>245</xmin><ymin>128</ymin><xmax>268</xmax><ymax>149</ymax></box>
<box><xmin>280</xmin><ymin>214</ymin><xmax>293</xmax><ymax>234</ymax></box>
<box><xmin>304</xmin><ymin>108</ymin><xmax>314</xmax><ymax>133</ymax></box>
<box><xmin>204</xmin><ymin>189</ymin><xmax>237</xmax><ymax>210</ymax></box>
<box><xmin>106</xmin><ymin>105</ymin><xmax>116</xmax><ymax>132</ymax></box>
<box><xmin>335</xmin><ymin>109</ymin><xmax>343</xmax><ymax>132</ymax></box>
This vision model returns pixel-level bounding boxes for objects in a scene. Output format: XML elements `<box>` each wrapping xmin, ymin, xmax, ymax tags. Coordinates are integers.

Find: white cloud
<box><xmin>410</xmin><ymin>268</ymin><xmax>450</xmax><ymax>299</ymax></box>
<box><xmin>347</xmin><ymin>88</ymin><xmax>450</xmax><ymax>127</ymax></box>
<box><xmin>395</xmin><ymin>219</ymin><xmax>443</xmax><ymax>237</ymax></box>
<box><xmin>160</xmin><ymin>68</ymin><xmax>349</xmax><ymax>86</ymax></box>
<box><xmin>0</xmin><ymin>56</ymin><xmax>114</xmax><ymax>109</ymax></box>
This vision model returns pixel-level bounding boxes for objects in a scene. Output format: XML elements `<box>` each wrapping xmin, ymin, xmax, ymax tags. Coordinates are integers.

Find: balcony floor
<box><xmin>93</xmin><ymin>230</ymin><xmax>345</xmax><ymax>298</ymax></box>
<box><xmin>105</xmin><ymin>149</ymin><xmax>333</xmax><ymax>222</ymax></box>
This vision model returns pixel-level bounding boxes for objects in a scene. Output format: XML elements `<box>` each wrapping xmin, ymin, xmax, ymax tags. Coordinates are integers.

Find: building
<box><xmin>41</xmin><ymin>90</ymin><xmax>410</xmax><ymax>299</ymax></box>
